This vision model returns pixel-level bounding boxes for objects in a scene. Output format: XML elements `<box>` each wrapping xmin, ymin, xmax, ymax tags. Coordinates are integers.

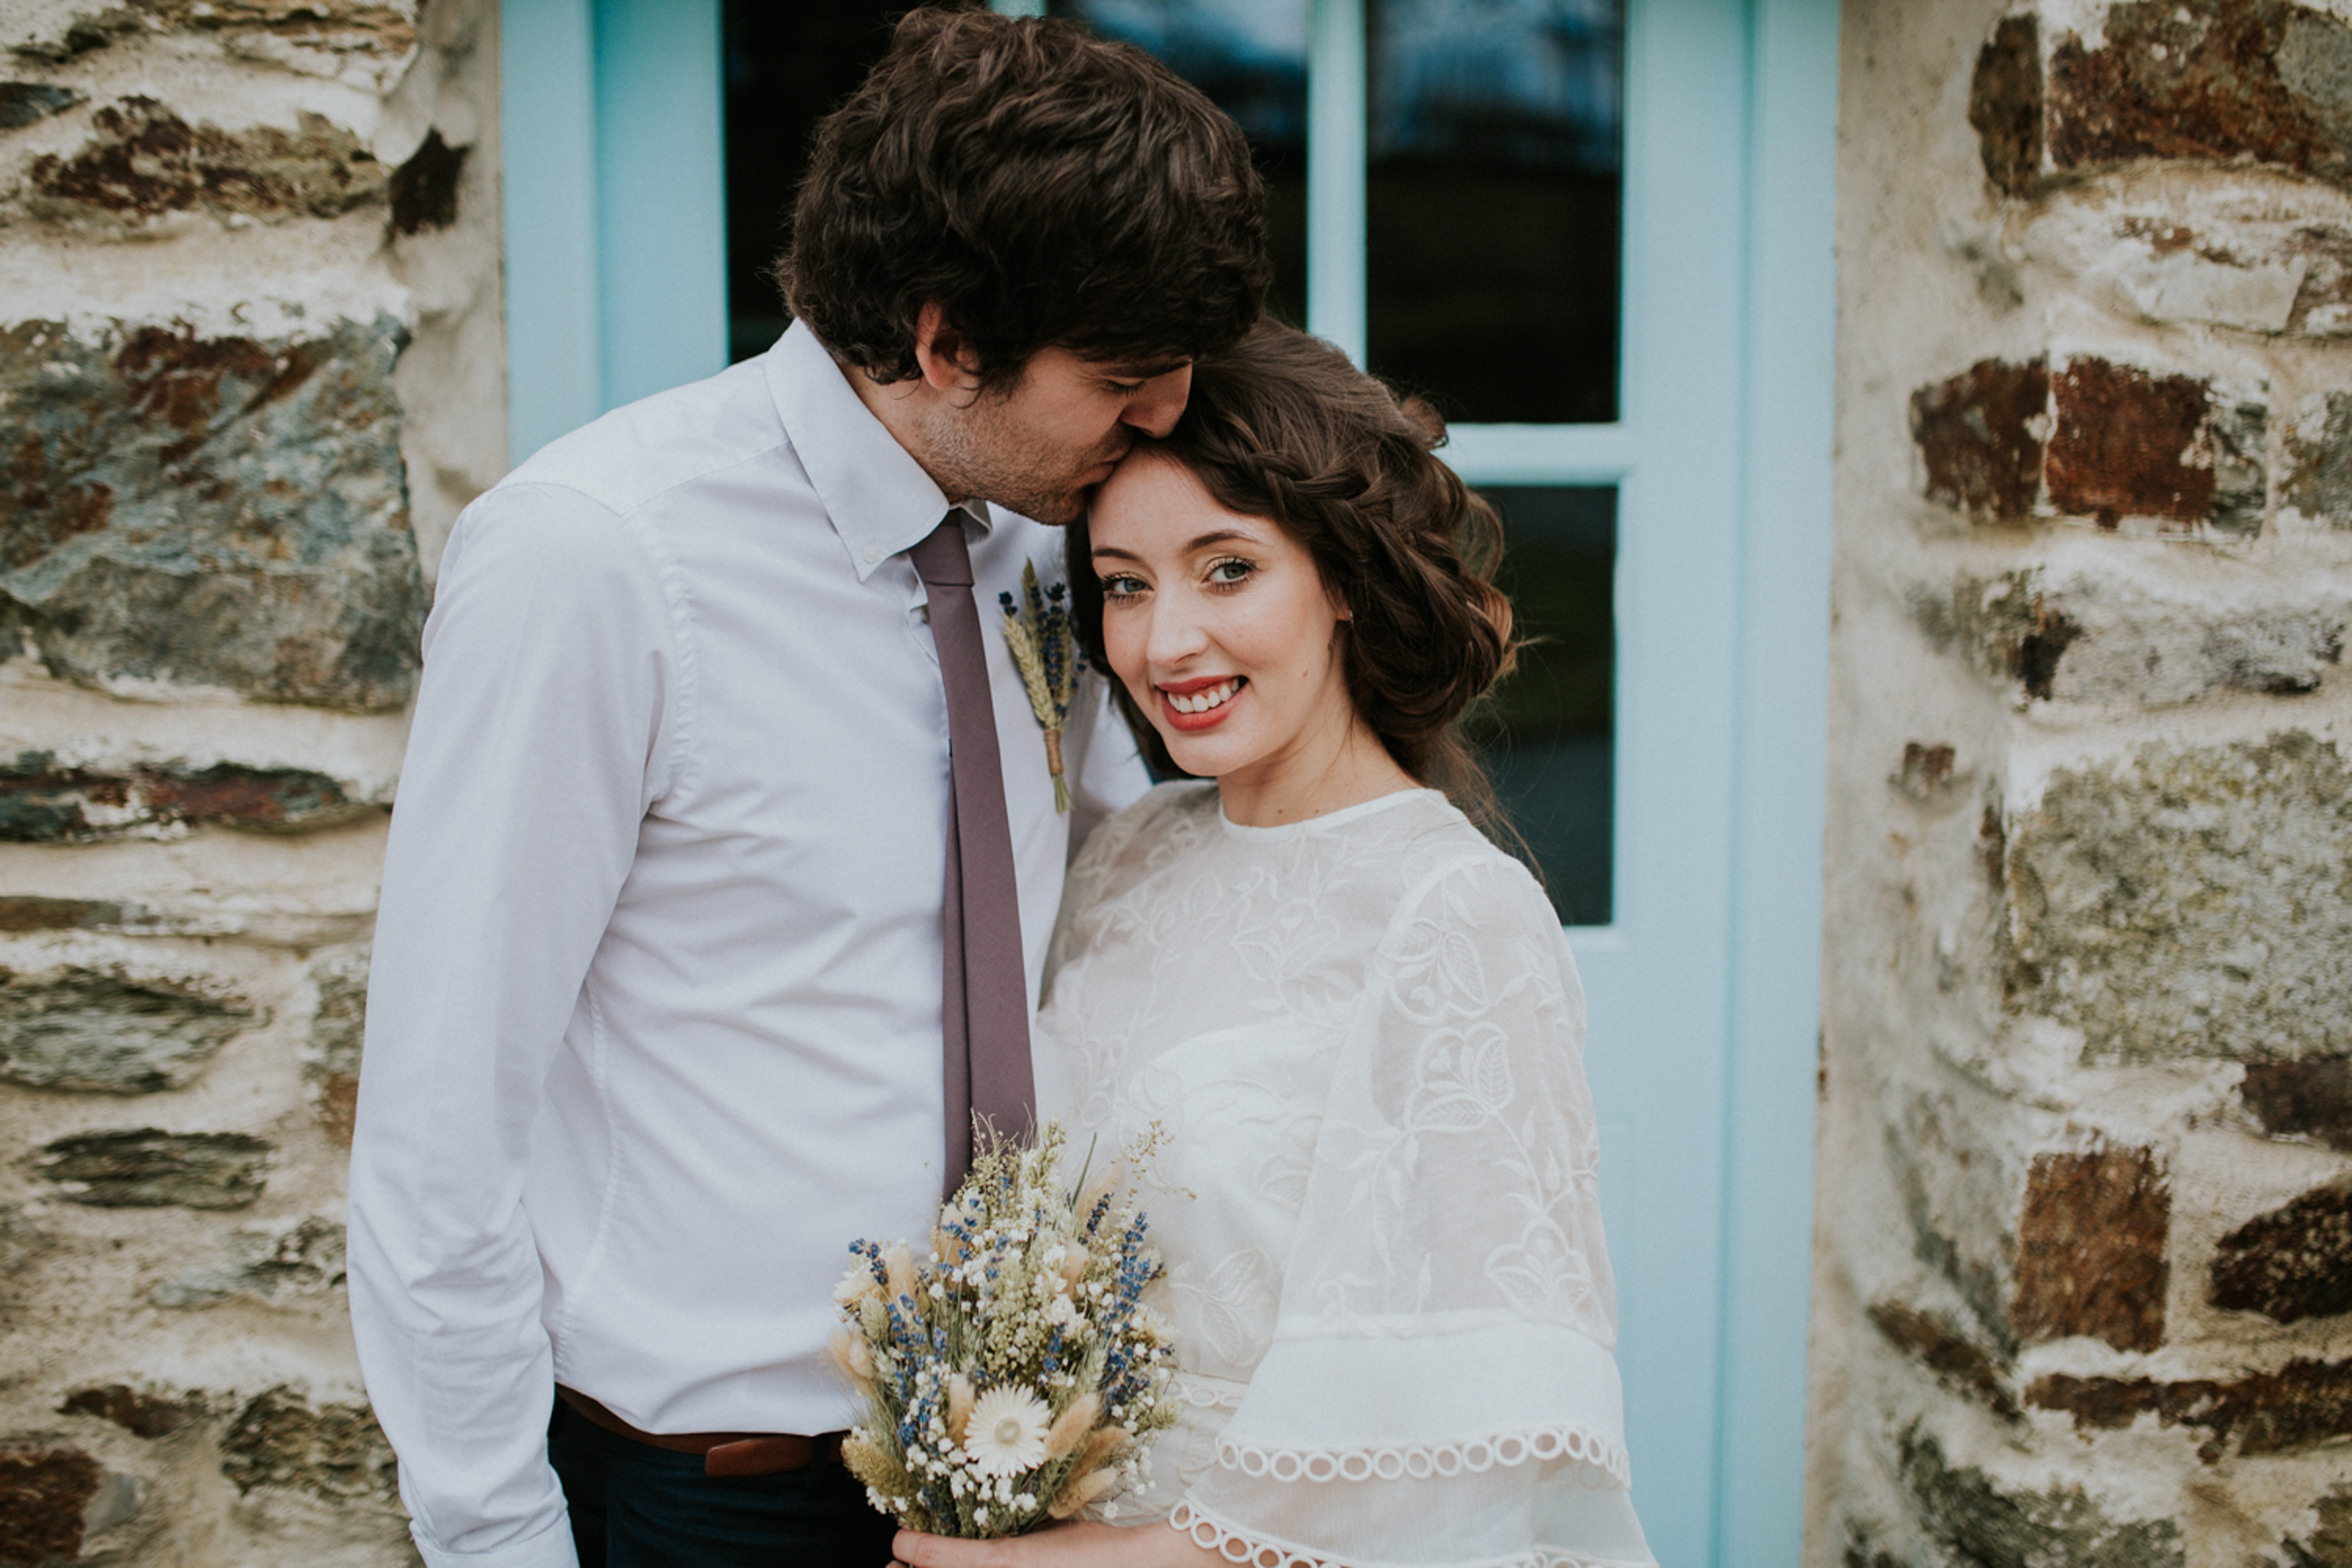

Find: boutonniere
<box><xmin>1000</xmin><ymin>561</ymin><xmax>1083</xmax><ymax>813</ymax></box>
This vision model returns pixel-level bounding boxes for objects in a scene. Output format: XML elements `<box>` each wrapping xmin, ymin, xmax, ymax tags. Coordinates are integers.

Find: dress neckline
<box><xmin>1214</xmin><ymin>786</ymin><xmax>1442</xmax><ymax>842</ymax></box>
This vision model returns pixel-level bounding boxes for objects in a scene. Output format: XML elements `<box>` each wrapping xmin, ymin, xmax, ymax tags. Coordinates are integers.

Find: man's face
<box><xmin>920</xmin><ymin>347</ymin><xmax>1193</xmax><ymax>526</ymax></box>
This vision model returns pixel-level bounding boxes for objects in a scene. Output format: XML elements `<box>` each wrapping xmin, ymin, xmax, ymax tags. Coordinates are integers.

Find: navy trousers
<box><xmin>548</xmin><ymin>1399</ymin><xmax>898</xmax><ymax>1568</ymax></box>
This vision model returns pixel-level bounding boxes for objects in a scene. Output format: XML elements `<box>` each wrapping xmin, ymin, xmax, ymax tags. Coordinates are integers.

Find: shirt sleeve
<box><xmin>1169</xmin><ymin>854</ymin><xmax>1656</xmax><ymax>1568</ymax></box>
<box><xmin>347</xmin><ymin>482</ymin><xmax>684</xmax><ymax>1568</ymax></box>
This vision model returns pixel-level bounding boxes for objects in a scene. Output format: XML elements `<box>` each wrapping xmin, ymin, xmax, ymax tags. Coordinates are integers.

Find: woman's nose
<box><xmin>1145</xmin><ymin>596</ymin><xmax>1210</xmax><ymax>666</ymax></box>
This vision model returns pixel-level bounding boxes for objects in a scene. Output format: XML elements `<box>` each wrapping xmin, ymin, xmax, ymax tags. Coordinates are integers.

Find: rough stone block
<box><xmin>154</xmin><ymin>1215</ymin><xmax>344</xmax><ymax>1308</ymax></box>
<box><xmin>1867</xmin><ymin>1299</ymin><xmax>2019</xmax><ymax>1418</ymax></box>
<box><xmin>0</xmin><ymin>1443</ymin><xmax>101</xmax><ymax>1566</ymax></box>
<box><xmin>31</xmin><ymin>1128</ymin><xmax>273</xmax><ymax>1209</ymax></box>
<box><xmin>1913</xmin><ymin>571</ymin><xmax>2082</xmax><ymax>700</ymax></box>
<box><xmin>302</xmin><ymin>951</ymin><xmax>365</xmax><ymax>1145</ymax></box>
<box><xmin>2029</xmin><ymin>1358</ymin><xmax>2352</xmax><ymax>1460</ymax></box>
<box><xmin>2210</xmin><ymin>1179</ymin><xmax>2352</xmax><ymax>1324</ymax></box>
<box><xmin>2005</xmin><ymin>735</ymin><xmax>2352</xmax><ymax>1060</ymax></box>
<box><xmin>13</xmin><ymin>0</ymin><xmax>419</xmax><ymax>82</ymax></box>
<box><xmin>2012</xmin><ymin>1147</ymin><xmax>2169</xmax><ymax>1351</ymax></box>
<box><xmin>1910</xmin><ymin>354</ymin><xmax>2264</xmax><ymax>532</ymax></box>
<box><xmin>0</xmin><ymin>317</ymin><xmax>424</xmax><ymax>710</ymax></box>
<box><xmin>0</xmin><ymin>964</ymin><xmax>259</xmax><ymax>1093</ymax></box>
<box><xmin>1899</xmin><ymin>1428</ymin><xmax>2183</xmax><ymax>1567</ymax></box>
<box><xmin>2285</xmin><ymin>225</ymin><xmax>2352</xmax><ymax>336</ymax></box>
<box><xmin>58</xmin><ymin>1385</ymin><xmax>199</xmax><ymax>1440</ymax></box>
<box><xmin>0</xmin><ymin>754</ymin><xmax>371</xmax><ymax>842</ymax></box>
<box><xmin>2241</xmin><ymin>1058</ymin><xmax>2352</xmax><ymax>1152</ymax></box>
<box><xmin>2047</xmin><ymin>356</ymin><xmax>2267</xmax><ymax>534</ymax></box>
<box><xmin>1915</xmin><ymin>567</ymin><xmax>2346</xmax><ymax>706</ymax></box>
<box><xmin>24</xmin><ymin>97</ymin><xmax>385</xmax><ymax>225</ymax></box>
<box><xmin>1973</xmin><ymin>3</ymin><xmax>2352</xmax><ymax>194</ymax></box>
<box><xmin>1969</xmin><ymin>14</ymin><xmax>2043</xmax><ymax>198</ymax></box>
<box><xmin>0</xmin><ymin>82</ymin><xmax>82</xmax><ymax>129</ymax></box>
<box><xmin>2113</xmin><ymin>241</ymin><xmax>2310</xmax><ymax>336</ymax></box>
<box><xmin>2281</xmin><ymin>1486</ymin><xmax>2352</xmax><ymax>1564</ymax></box>
<box><xmin>0</xmin><ymin>898</ymin><xmax>147</xmax><ymax>933</ymax></box>
<box><xmin>1889</xmin><ymin>1096</ymin><xmax>2023</xmax><ymax>1352</ymax></box>
<box><xmin>220</xmin><ymin>1387</ymin><xmax>396</xmax><ymax>1503</ymax></box>
<box><xmin>1910</xmin><ymin>356</ymin><xmax>2049</xmax><ymax>523</ymax></box>
<box><xmin>2286</xmin><ymin>390</ymin><xmax>2352</xmax><ymax>528</ymax></box>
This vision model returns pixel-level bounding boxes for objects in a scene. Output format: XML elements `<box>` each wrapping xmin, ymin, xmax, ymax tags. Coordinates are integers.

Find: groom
<box><xmin>346</xmin><ymin>11</ymin><xmax>1267</xmax><ymax>1567</ymax></box>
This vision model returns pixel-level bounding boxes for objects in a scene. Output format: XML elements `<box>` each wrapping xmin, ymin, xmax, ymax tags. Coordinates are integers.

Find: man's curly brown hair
<box><xmin>779</xmin><ymin>8</ymin><xmax>1270</xmax><ymax>387</ymax></box>
<box><xmin>1068</xmin><ymin>321</ymin><xmax>1519</xmax><ymax>821</ymax></box>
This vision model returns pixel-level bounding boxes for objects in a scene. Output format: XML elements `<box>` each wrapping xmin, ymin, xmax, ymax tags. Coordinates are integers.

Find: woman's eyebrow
<box><xmin>1090</xmin><ymin>544</ymin><xmax>1145</xmax><ymax>563</ymax></box>
<box><xmin>1183</xmin><ymin>528</ymin><xmax>1256</xmax><ymax>553</ymax></box>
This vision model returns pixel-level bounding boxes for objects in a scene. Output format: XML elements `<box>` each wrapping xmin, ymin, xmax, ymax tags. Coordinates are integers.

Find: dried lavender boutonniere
<box><xmin>1000</xmin><ymin>562</ymin><xmax>1083</xmax><ymax>812</ymax></box>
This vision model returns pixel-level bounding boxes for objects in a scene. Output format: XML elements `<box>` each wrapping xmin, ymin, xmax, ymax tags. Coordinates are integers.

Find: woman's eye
<box><xmin>1206</xmin><ymin>557</ymin><xmax>1254</xmax><ymax>586</ymax></box>
<box><xmin>1098</xmin><ymin>573</ymin><xmax>1148</xmax><ymax>601</ymax></box>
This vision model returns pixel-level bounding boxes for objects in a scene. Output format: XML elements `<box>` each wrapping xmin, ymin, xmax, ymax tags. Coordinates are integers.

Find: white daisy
<box><xmin>964</xmin><ymin>1387</ymin><xmax>1052</xmax><ymax>1476</ymax></box>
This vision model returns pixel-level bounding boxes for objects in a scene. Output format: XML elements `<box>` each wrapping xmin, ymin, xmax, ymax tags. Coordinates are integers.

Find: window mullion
<box><xmin>1305</xmin><ymin>0</ymin><xmax>1367</xmax><ymax>364</ymax></box>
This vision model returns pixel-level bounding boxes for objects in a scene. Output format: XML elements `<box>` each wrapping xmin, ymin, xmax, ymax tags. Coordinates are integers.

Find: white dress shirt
<box><xmin>347</xmin><ymin>321</ymin><xmax>1149</xmax><ymax>1568</ymax></box>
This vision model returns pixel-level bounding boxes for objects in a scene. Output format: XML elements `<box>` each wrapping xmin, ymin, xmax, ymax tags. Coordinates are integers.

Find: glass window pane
<box><xmin>1367</xmin><ymin>0</ymin><xmax>1622</xmax><ymax>423</ymax></box>
<box><xmin>1050</xmin><ymin>0</ymin><xmax>1310</xmax><ymax>332</ymax></box>
<box><xmin>1471</xmin><ymin>485</ymin><xmax>1614</xmax><ymax>924</ymax></box>
<box><xmin>722</xmin><ymin>2</ymin><xmax>904</xmax><ymax>364</ymax></box>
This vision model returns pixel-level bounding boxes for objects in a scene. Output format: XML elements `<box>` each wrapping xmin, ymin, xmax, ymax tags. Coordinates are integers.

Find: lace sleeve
<box><xmin>1171</xmin><ymin>851</ymin><xmax>1655</xmax><ymax>1568</ymax></box>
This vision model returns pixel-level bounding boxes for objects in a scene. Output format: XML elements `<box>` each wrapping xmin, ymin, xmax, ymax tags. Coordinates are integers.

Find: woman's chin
<box><xmin>1156</xmin><ymin>730</ymin><xmax>1243</xmax><ymax>781</ymax></box>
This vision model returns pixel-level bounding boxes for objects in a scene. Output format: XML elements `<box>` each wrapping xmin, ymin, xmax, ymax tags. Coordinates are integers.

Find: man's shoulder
<box><xmin>499</xmin><ymin>354</ymin><xmax>797</xmax><ymax>519</ymax></box>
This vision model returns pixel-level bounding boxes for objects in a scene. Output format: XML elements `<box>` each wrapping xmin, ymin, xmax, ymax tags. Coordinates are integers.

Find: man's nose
<box><xmin>1121</xmin><ymin>365</ymin><xmax>1192</xmax><ymax>439</ymax></box>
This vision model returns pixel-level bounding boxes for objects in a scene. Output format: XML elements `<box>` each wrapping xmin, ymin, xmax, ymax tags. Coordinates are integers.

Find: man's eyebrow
<box><xmin>1099</xmin><ymin>357</ymin><xmax>1190</xmax><ymax>379</ymax></box>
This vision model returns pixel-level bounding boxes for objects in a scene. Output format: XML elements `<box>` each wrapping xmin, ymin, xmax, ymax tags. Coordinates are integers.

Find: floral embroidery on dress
<box><xmin>1030</xmin><ymin>783</ymin><xmax>1650</xmax><ymax>1566</ymax></box>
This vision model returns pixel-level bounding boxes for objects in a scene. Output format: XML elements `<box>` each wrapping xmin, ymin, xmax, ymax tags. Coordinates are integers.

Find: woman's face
<box><xmin>1087</xmin><ymin>452</ymin><xmax>1356</xmax><ymax>786</ymax></box>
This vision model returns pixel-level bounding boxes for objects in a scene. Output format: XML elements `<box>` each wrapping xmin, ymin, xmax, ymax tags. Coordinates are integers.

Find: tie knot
<box><xmin>908</xmin><ymin>515</ymin><xmax>975</xmax><ymax>588</ymax></box>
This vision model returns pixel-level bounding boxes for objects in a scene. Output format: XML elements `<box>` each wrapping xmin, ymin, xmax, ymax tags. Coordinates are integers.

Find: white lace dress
<box><xmin>1033</xmin><ymin>783</ymin><xmax>1654</xmax><ymax>1568</ymax></box>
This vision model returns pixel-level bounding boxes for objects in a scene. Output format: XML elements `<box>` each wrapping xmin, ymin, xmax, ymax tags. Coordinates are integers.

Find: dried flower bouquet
<box><xmin>832</xmin><ymin>1122</ymin><xmax>1178</xmax><ymax>1537</ymax></box>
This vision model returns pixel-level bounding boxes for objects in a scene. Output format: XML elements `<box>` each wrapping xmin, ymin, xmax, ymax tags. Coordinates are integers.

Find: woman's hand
<box><xmin>889</xmin><ymin>1519</ymin><xmax>1226</xmax><ymax>1567</ymax></box>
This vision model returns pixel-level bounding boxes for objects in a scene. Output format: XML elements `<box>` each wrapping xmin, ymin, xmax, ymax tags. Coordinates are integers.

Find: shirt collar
<box><xmin>766</xmin><ymin>320</ymin><xmax>993</xmax><ymax>581</ymax></box>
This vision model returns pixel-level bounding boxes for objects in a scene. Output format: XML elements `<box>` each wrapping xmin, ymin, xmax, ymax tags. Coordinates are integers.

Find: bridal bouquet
<box><xmin>831</xmin><ymin>1122</ymin><xmax>1178</xmax><ymax>1537</ymax></box>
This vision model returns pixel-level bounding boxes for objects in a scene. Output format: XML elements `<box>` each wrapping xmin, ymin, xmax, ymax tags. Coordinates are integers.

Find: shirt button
<box><xmin>862</xmin><ymin>544</ymin><xmax>880</xmax><ymax>564</ymax></box>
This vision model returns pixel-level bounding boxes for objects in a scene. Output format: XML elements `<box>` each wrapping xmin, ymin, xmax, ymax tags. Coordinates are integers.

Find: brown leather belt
<box><xmin>556</xmin><ymin>1387</ymin><xmax>847</xmax><ymax>1479</ymax></box>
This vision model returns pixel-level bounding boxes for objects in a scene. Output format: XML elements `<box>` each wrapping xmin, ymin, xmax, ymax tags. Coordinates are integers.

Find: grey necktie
<box><xmin>909</xmin><ymin>514</ymin><xmax>1035</xmax><ymax>1191</ymax></box>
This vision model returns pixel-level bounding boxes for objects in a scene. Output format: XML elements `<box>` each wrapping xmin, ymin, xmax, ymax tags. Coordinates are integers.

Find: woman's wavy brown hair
<box><xmin>1068</xmin><ymin>321</ymin><xmax>1519</xmax><ymax>824</ymax></box>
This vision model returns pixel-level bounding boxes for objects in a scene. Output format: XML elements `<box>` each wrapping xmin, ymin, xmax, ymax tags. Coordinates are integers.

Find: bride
<box><xmin>891</xmin><ymin>321</ymin><xmax>1653</xmax><ymax>1568</ymax></box>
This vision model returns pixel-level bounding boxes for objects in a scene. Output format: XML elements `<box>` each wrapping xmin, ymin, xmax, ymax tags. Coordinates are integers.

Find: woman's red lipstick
<box><xmin>1156</xmin><ymin>674</ymin><xmax>1245</xmax><ymax>733</ymax></box>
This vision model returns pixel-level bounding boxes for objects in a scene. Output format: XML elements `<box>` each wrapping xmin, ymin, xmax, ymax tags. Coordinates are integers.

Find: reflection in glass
<box><xmin>1050</xmin><ymin>0</ymin><xmax>1310</xmax><ymax>331</ymax></box>
<box><xmin>721</xmin><ymin>2</ymin><xmax>902</xmax><ymax>363</ymax></box>
<box><xmin>1470</xmin><ymin>485</ymin><xmax>1613</xmax><ymax>924</ymax></box>
<box><xmin>1368</xmin><ymin>0</ymin><xmax>1622</xmax><ymax>423</ymax></box>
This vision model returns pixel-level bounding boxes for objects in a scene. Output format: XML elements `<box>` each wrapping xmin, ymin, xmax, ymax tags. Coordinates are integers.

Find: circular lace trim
<box><xmin>1172</xmin><ymin>1375</ymin><xmax>1247</xmax><ymax>1410</ymax></box>
<box><xmin>1214</xmin><ymin>1424</ymin><xmax>1632</xmax><ymax>1490</ymax></box>
<box><xmin>1167</xmin><ymin>1501</ymin><xmax>1643</xmax><ymax>1568</ymax></box>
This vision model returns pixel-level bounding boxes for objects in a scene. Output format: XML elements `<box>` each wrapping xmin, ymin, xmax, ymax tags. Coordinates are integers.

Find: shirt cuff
<box><xmin>412</xmin><ymin>1513</ymin><xmax>580</xmax><ymax>1568</ymax></box>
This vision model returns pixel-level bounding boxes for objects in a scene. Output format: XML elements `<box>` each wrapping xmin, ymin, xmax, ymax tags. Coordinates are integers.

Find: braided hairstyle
<box><xmin>1068</xmin><ymin>320</ymin><xmax>1518</xmax><ymax>822</ymax></box>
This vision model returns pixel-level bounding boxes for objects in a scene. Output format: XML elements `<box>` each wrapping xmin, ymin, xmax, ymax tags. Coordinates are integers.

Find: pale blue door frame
<box><xmin>497</xmin><ymin>2</ymin><xmax>1836</xmax><ymax>1560</ymax></box>
<box><xmin>499</xmin><ymin>0</ymin><xmax>727</xmax><ymax>462</ymax></box>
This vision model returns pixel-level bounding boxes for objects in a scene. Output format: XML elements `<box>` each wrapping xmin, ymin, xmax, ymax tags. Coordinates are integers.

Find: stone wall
<box><xmin>0</xmin><ymin>0</ymin><xmax>503</xmax><ymax>1560</ymax></box>
<box><xmin>1813</xmin><ymin>2</ymin><xmax>2352</xmax><ymax>1564</ymax></box>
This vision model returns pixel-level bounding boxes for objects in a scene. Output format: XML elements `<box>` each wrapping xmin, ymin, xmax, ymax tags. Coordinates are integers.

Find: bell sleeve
<box><xmin>1167</xmin><ymin>853</ymin><xmax>1656</xmax><ymax>1568</ymax></box>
